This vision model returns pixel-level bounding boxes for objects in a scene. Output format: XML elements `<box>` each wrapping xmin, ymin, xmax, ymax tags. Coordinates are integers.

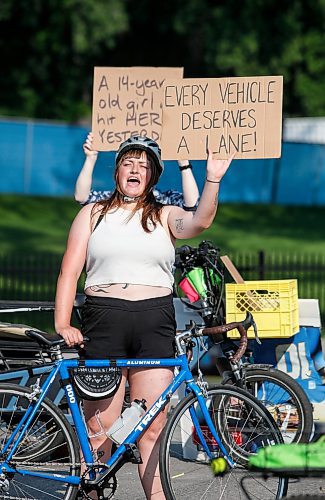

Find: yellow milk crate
<box><xmin>225</xmin><ymin>279</ymin><xmax>299</xmax><ymax>339</ymax></box>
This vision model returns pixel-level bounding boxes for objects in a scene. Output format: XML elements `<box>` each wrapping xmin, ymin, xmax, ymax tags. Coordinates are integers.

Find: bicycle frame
<box><xmin>0</xmin><ymin>353</ymin><xmax>235</xmax><ymax>487</ymax></box>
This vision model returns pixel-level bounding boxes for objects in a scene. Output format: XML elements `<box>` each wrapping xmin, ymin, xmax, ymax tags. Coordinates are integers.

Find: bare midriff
<box><xmin>85</xmin><ymin>283</ymin><xmax>171</xmax><ymax>300</ymax></box>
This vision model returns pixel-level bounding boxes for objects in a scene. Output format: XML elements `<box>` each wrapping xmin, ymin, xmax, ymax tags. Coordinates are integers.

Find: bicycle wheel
<box><xmin>160</xmin><ymin>385</ymin><xmax>288</xmax><ymax>500</ymax></box>
<box><xmin>243</xmin><ymin>367</ymin><xmax>313</xmax><ymax>444</ymax></box>
<box><xmin>0</xmin><ymin>383</ymin><xmax>80</xmax><ymax>499</ymax></box>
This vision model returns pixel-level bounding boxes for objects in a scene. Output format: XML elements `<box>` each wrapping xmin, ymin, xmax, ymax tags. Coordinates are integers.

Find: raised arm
<box><xmin>74</xmin><ymin>132</ymin><xmax>98</xmax><ymax>204</ymax></box>
<box><xmin>178</xmin><ymin>160</ymin><xmax>199</xmax><ymax>209</ymax></box>
<box><xmin>54</xmin><ymin>204</ymin><xmax>94</xmax><ymax>346</ymax></box>
<box><xmin>167</xmin><ymin>150</ymin><xmax>234</xmax><ymax>239</ymax></box>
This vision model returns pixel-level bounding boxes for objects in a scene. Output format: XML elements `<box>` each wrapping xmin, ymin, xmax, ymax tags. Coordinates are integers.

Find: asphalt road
<box><xmin>10</xmin><ymin>460</ymin><xmax>325</xmax><ymax>499</ymax></box>
<box><xmin>111</xmin><ymin>463</ymin><xmax>325</xmax><ymax>499</ymax></box>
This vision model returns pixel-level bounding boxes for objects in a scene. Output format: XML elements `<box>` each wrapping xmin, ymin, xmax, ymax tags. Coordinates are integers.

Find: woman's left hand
<box><xmin>206</xmin><ymin>149</ymin><xmax>235</xmax><ymax>182</ymax></box>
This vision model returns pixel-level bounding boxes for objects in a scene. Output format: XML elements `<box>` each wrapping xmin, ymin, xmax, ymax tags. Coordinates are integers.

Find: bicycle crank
<box><xmin>79</xmin><ymin>470</ymin><xmax>118</xmax><ymax>500</ymax></box>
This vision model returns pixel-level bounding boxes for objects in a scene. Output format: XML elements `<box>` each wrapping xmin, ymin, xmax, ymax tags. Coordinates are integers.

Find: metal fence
<box><xmin>0</xmin><ymin>251</ymin><xmax>324</xmax><ymax>329</ymax></box>
<box><xmin>232</xmin><ymin>251</ymin><xmax>325</xmax><ymax>307</ymax></box>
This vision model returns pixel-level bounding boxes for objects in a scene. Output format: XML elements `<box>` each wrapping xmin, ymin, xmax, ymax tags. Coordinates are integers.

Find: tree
<box><xmin>171</xmin><ymin>0</ymin><xmax>325</xmax><ymax>116</ymax></box>
<box><xmin>1</xmin><ymin>0</ymin><xmax>324</xmax><ymax>119</ymax></box>
<box><xmin>0</xmin><ymin>0</ymin><xmax>128</xmax><ymax>121</ymax></box>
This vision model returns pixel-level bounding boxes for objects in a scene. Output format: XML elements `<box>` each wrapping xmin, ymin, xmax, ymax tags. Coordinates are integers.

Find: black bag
<box><xmin>71</xmin><ymin>366</ymin><xmax>122</xmax><ymax>401</ymax></box>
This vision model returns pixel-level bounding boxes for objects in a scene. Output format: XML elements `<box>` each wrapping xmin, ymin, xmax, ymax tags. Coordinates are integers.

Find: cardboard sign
<box><xmin>161</xmin><ymin>76</ymin><xmax>283</xmax><ymax>160</ymax></box>
<box><xmin>92</xmin><ymin>67</ymin><xmax>184</xmax><ymax>151</ymax></box>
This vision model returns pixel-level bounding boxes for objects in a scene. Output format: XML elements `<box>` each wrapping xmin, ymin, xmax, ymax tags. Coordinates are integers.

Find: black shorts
<box><xmin>81</xmin><ymin>295</ymin><xmax>176</xmax><ymax>359</ymax></box>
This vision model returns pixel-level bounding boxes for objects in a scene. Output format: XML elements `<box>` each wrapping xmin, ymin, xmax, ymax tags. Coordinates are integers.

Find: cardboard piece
<box><xmin>161</xmin><ymin>76</ymin><xmax>283</xmax><ymax>160</ymax></box>
<box><xmin>220</xmin><ymin>255</ymin><xmax>245</xmax><ymax>284</ymax></box>
<box><xmin>92</xmin><ymin>67</ymin><xmax>184</xmax><ymax>151</ymax></box>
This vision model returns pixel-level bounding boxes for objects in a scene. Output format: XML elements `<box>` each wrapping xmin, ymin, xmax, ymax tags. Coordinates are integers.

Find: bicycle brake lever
<box><xmin>252</xmin><ymin>319</ymin><xmax>261</xmax><ymax>345</ymax></box>
<box><xmin>241</xmin><ymin>312</ymin><xmax>261</xmax><ymax>345</ymax></box>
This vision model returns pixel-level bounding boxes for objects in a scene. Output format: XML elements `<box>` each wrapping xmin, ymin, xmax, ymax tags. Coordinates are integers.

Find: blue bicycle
<box><xmin>0</xmin><ymin>314</ymin><xmax>287</xmax><ymax>499</ymax></box>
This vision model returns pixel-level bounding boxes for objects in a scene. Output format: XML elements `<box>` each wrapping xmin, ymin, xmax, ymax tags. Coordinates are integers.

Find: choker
<box><xmin>123</xmin><ymin>195</ymin><xmax>141</xmax><ymax>203</ymax></box>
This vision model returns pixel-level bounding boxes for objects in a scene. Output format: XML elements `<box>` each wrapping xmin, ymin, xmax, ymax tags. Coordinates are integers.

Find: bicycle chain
<box><xmin>7</xmin><ymin>460</ymin><xmax>90</xmax><ymax>467</ymax></box>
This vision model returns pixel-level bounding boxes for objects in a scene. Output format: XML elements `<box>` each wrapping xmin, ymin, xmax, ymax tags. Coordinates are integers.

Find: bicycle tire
<box><xmin>159</xmin><ymin>385</ymin><xmax>288</xmax><ymax>500</ymax></box>
<box><xmin>0</xmin><ymin>383</ymin><xmax>80</xmax><ymax>499</ymax></box>
<box><xmin>225</xmin><ymin>367</ymin><xmax>314</xmax><ymax>444</ymax></box>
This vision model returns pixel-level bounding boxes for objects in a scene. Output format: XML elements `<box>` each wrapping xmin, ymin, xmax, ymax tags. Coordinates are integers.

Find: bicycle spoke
<box><xmin>244</xmin><ymin>369</ymin><xmax>313</xmax><ymax>444</ymax></box>
<box><xmin>0</xmin><ymin>384</ymin><xmax>80</xmax><ymax>500</ymax></box>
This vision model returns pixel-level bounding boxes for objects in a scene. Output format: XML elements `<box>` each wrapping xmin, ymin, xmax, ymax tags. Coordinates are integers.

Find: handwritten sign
<box><xmin>161</xmin><ymin>76</ymin><xmax>283</xmax><ymax>160</ymax></box>
<box><xmin>92</xmin><ymin>67</ymin><xmax>184</xmax><ymax>151</ymax></box>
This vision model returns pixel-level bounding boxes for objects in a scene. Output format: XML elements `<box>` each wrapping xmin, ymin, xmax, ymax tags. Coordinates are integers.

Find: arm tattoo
<box><xmin>214</xmin><ymin>193</ymin><xmax>219</xmax><ymax>206</ymax></box>
<box><xmin>175</xmin><ymin>218</ymin><xmax>185</xmax><ymax>233</ymax></box>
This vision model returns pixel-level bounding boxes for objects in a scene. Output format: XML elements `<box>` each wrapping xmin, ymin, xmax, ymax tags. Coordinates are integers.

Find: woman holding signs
<box><xmin>55</xmin><ymin>134</ymin><xmax>233</xmax><ymax>499</ymax></box>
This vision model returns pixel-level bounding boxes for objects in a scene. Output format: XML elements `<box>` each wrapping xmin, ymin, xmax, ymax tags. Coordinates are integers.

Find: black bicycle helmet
<box><xmin>115</xmin><ymin>136</ymin><xmax>164</xmax><ymax>180</ymax></box>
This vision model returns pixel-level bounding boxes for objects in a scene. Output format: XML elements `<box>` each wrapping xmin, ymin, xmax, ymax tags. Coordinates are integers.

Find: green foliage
<box><xmin>0</xmin><ymin>0</ymin><xmax>128</xmax><ymax>121</ymax></box>
<box><xmin>0</xmin><ymin>0</ymin><xmax>324</xmax><ymax>119</ymax></box>
<box><xmin>173</xmin><ymin>0</ymin><xmax>325</xmax><ymax>116</ymax></box>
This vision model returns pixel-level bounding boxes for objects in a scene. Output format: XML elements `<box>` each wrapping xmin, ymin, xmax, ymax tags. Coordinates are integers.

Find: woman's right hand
<box><xmin>83</xmin><ymin>132</ymin><xmax>98</xmax><ymax>157</ymax></box>
<box><xmin>56</xmin><ymin>325</ymin><xmax>84</xmax><ymax>348</ymax></box>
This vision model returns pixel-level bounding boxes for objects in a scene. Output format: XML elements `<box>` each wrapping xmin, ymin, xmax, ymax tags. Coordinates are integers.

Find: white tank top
<box><xmin>85</xmin><ymin>207</ymin><xmax>175</xmax><ymax>291</ymax></box>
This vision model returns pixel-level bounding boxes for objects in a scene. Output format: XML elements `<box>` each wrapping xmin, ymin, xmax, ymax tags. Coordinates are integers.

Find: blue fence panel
<box><xmin>1</xmin><ymin>118</ymin><xmax>325</xmax><ymax>205</ymax></box>
<box><xmin>151</xmin><ymin>157</ymin><xmax>276</xmax><ymax>204</ymax></box>
<box><xmin>0</xmin><ymin>121</ymin><xmax>28</xmax><ymax>194</ymax></box>
<box><xmin>27</xmin><ymin>123</ymin><xmax>86</xmax><ymax>196</ymax></box>
<box><xmin>276</xmin><ymin>143</ymin><xmax>325</xmax><ymax>206</ymax></box>
<box><xmin>212</xmin><ymin>157</ymin><xmax>275</xmax><ymax>204</ymax></box>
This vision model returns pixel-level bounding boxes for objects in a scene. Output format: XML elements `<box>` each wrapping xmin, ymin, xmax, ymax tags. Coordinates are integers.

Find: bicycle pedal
<box><xmin>125</xmin><ymin>443</ymin><xmax>142</xmax><ymax>464</ymax></box>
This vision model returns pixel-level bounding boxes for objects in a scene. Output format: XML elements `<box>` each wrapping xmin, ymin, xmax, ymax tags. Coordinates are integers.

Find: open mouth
<box><xmin>127</xmin><ymin>177</ymin><xmax>140</xmax><ymax>185</ymax></box>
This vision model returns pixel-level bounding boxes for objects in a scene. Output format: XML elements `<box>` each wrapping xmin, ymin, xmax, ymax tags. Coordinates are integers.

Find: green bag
<box><xmin>249</xmin><ymin>436</ymin><xmax>325</xmax><ymax>476</ymax></box>
<box><xmin>186</xmin><ymin>267</ymin><xmax>221</xmax><ymax>299</ymax></box>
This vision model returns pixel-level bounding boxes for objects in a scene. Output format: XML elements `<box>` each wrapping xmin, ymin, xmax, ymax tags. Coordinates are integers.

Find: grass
<box><xmin>1</xmin><ymin>194</ymin><xmax>325</xmax><ymax>256</ymax></box>
<box><xmin>185</xmin><ymin>203</ymin><xmax>325</xmax><ymax>254</ymax></box>
<box><xmin>1</xmin><ymin>194</ymin><xmax>324</xmax><ymax>334</ymax></box>
<box><xmin>0</xmin><ymin>195</ymin><xmax>79</xmax><ymax>256</ymax></box>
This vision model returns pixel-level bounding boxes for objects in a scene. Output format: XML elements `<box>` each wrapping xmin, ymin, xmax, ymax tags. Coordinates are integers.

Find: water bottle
<box><xmin>106</xmin><ymin>399</ymin><xmax>147</xmax><ymax>444</ymax></box>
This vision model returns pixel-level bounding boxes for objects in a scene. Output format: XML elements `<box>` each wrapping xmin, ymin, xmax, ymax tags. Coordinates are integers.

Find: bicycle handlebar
<box><xmin>175</xmin><ymin>241</ymin><xmax>221</xmax><ymax>268</ymax></box>
<box><xmin>176</xmin><ymin>241</ymin><xmax>219</xmax><ymax>256</ymax></box>
<box><xmin>177</xmin><ymin>311</ymin><xmax>254</xmax><ymax>364</ymax></box>
<box><xmin>200</xmin><ymin>319</ymin><xmax>248</xmax><ymax>364</ymax></box>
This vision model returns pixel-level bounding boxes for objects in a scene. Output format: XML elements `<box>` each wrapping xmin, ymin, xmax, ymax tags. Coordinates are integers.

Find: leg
<box><xmin>83</xmin><ymin>368</ymin><xmax>128</xmax><ymax>462</ymax></box>
<box><xmin>129</xmin><ymin>367</ymin><xmax>174</xmax><ymax>500</ymax></box>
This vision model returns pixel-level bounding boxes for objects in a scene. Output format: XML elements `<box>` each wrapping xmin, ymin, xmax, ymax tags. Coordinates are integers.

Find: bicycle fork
<box><xmin>187</xmin><ymin>384</ymin><xmax>235</xmax><ymax>468</ymax></box>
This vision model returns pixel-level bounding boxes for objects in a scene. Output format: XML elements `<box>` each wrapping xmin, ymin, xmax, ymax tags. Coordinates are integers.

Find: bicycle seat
<box><xmin>25</xmin><ymin>329</ymin><xmax>66</xmax><ymax>348</ymax></box>
<box><xmin>0</xmin><ymin>321</ymin><xmax>38</xmax><ymax>340</ymax></box>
